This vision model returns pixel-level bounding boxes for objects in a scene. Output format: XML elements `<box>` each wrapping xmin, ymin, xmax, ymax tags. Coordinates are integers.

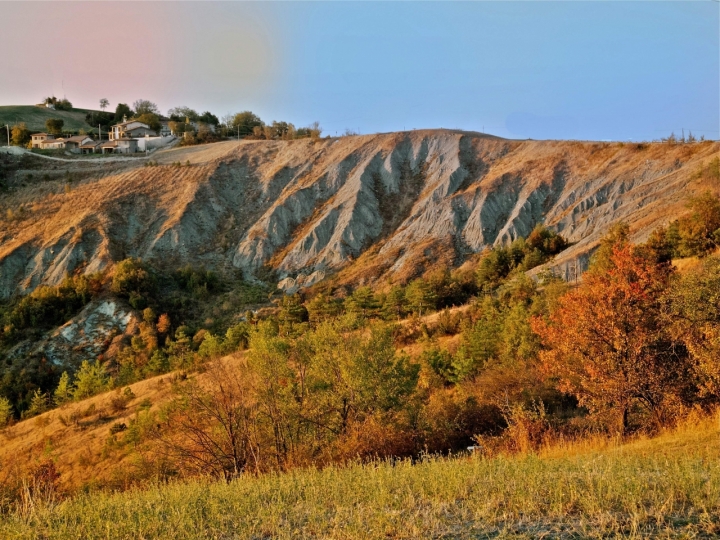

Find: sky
<box><xmin>0</xmin><ymin>1</ymin><xmax>717</xmax><ymax>141</ymax></box>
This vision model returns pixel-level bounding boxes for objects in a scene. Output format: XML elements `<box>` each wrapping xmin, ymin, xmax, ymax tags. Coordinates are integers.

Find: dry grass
<box><xmin>1</xmin><ymin>412</ymin><xmax>717</xmax><ymax>539</ymax></box>
<box><xmin>0</xmin><ymin>355</ymin><xmax>248</xmax><ymax>492</ymax></box>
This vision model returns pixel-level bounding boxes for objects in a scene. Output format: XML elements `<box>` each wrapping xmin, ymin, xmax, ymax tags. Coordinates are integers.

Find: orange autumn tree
<box><xmin>532</xmin><ymin>242</ymin><xmax>689</xmax><ymax>434</ymax></box>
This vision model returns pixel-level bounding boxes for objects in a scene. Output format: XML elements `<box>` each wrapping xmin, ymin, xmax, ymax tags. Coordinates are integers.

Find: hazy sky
<box><xmin>1</xmin><ymin>1</ymin><xmax>717</xmax><ymax>141</ymax></box>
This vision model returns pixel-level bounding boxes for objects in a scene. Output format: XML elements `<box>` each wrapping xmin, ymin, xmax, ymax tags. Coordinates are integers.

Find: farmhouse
<box><xmin>110</xmin><ymin>116</ymin><xmax>157</xmax><ymax>140</ymax></box>
<box><xmin>41</xmin><ymin>138</ymin><xmax>68</xmax><ymax>150</ymax></box>
<box><xmin>31</xmin><ymin>133</ymin><xmax>55</xmax><ymax>148</ymax></box>
<box><xmin>79</xmin><ymin>141</ymin><xmax>102</xmax><ymax>154</ymax></box>
<box><xmin>64</xmin><ymin>135</ymin><xmax>94</xmax><ymax>153</ymax></box>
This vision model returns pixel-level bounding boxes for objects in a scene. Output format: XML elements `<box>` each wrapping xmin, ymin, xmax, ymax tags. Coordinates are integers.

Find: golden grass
<box><xmin>0</xmin><ymin>355</ymin><xmax>248</xmax><ymax>492</ymax></box>
<box><xmin>1</xmin><ymin>413</ymin><xmax>718</xmax><ymax>539</ymax></box>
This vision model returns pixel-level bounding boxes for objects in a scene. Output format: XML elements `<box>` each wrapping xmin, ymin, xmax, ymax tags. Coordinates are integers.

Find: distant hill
<box><xmin>0</xmin><ymin>105</ymin><xmax>104</xmax><ymax>133</ymax></box>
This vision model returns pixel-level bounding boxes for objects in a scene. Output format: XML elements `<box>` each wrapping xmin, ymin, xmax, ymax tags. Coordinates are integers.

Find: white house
<box><xmin>101</xmin><ymin>138</ymin><xmax>138</xmax><ymax>154</ymax></box>
<box><xmin>110</xmin><ymin>116</ymin><xmax>157</xmax><ymax>140</ymax></box>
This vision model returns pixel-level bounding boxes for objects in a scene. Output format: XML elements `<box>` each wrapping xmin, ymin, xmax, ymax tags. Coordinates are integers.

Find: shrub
<box><xmin>109</xmin><ymin>422</ymin><xmax>127</xmax><ymax>434</ymax></box>
<box><xmin>112</xmin><ymin>258</ymin><xmax>155</xmax><ymax>308</ymax></box>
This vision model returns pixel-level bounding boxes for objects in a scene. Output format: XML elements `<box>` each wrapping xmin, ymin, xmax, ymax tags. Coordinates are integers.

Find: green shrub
<box><xmin>112</xmin><ymin>258</ymin><xmax>155</xmax><ymax>307</ymax></box>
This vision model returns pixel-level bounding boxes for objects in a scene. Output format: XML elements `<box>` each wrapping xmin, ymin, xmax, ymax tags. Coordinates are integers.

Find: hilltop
<box><xmin>0</xmin><ymin>105</ymin><xmax>102</xmax><ymax>134</ymax></box>
<box><xmin>1</xmin><ymin>131</ymin><xmax>718</xmax><ymax>301</ymax></box>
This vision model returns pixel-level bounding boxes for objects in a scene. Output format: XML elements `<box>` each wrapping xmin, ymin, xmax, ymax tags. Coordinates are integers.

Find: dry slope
<box><xmin>0</xmin><ymin>131</ymin><xmax>717</xmax><ymax>298</ymax></box>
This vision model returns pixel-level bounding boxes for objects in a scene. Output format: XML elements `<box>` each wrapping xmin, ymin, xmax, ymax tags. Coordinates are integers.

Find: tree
<box><xmin>53</xmin><ymin>371</ymin><xmax>72</xmax><ymax>406</ymax></box>
<box><xmin>676</xmin><ymin>192</ymin><xmax>720</xmax><ymax>257</ymax></box>
<box><xmin>111</xmin><ymin>258</ymin><xmax>155</xmax><ymax>309</ymax></box>
<box><xmin>157</xmin><ymin>313</ymin><xmax>171</xmax><ymax>335</ymax></box>
<box><xmin>45</xmin><ymin>118</ymin><xmax>64</xmax><ymax>136</ymax></box>
<box><xmin>167</xmin><ymin>121</ymin><xmax>187</xmax><ymax>136</ymax></box>
<box><xmin>85</xmin><ymin>111</ymin><xmax>114</xmax><ymax>131</ymax></box>
<box><xmin>72</xmin><ymin>360</ymin><xmax>110</xmax><ymax>400</ymax></box>
<box><xmin>532</xmin><ymin>244</ymin><xmax>687</xmax><ymax>434</ymax></box>
<box><xmin>382</xmin><ymin>286</ymin><xmax>407</xmax><ymax>320</ymax></box>
<box><xmin>405</xmin><ymin>279</ymin><xmax>437</xmax><ymax>316</ymax></box>
<box><xmin>0</xmin><ymin>396</ymin><xmax>13</xmax><ymax>428</ymax></box>
<box><xmin>453</xmin><ymin>297</ymin><xmax>502</xmax><ymax>381</ymax></box>
<box><xmin>198</xmin><ymin>111</ymin><xmax>219</xmax><ymax>126</ymax></box>
<box><xmin>665</xmin><ymin>256</ymin><xmax>720</xmax><ymax>398</ymax></box>
<box><xmin>308</xmin><ymin>121</ymin><xmax>322</xmax><ymax>139</ymax></box>
<box><xmin>25</xmin><ymin>389</ymin><xmax>49</xmax><ymax>417</ymax></box>
<box><xmin>99</xmin><ymin>98</ymin><xmax>109</xmax><ymax>111</ymax></box>
<box><xmin>11</xmin><ymin>123</ymin><xmax>30</xmax><ymax>147</ymax></box>
<box><xmin>344</xmin><ymin>286</ymin><xmax>380</xmax><ymax>318</ymax></box>
<box><xmin>134</xmin><ymin>113</ymin><xmax>162</xmax><ymax>133</ymax></box>
<box><xmin>588</xmin><ymin>222</ymin><xmax>629</xmax><ymax>274</ymax></box>
<box><xmin>54</xmin><ymin>98</ymin><xmax>72</xmax><ymax>111</ymax></box>
<box><xmin>168</xmin><ymin>107</ymin><xmax>199</xmax><ymax>122</ymax></box>
<box><xmin>114</xmin><ymin>103</ymin><xmax>133</xmax><ymax>123</ymax></box>
<box><xmin>277</xmin><ymin>294</ymin><xmax>309</xmax><ymax>329</ymax></box>
<box><xmin>231</xmin><ymin>111</ymin><xmax>263</xmax><ymax>138</ymax></box>
<box><xmin>155</xmin><ymin>360</ymin><xmax>262</xmax><ymax>479</ymax></box>
<box><xmin>133</xmin><ymin>99</ymin><xmax>159</xmax><ymax>116</ymax></box>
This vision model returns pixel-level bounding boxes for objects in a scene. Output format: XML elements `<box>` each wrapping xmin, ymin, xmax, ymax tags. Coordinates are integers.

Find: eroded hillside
<box><xmin>1</xmin><ymin>131</ymin><xmax>717</xmax><ymax>298</ymax></box>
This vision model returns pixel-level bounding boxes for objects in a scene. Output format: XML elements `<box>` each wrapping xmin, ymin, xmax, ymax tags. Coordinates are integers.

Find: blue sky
<box><xmin>1</xmin><ymin>1</ymin><xmax>717</xmax><ymax>141</ymax></box>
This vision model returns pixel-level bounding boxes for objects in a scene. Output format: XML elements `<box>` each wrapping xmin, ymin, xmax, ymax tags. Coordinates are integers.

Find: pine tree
<box><xmin>53</xmin><ymin>371</ymin><xmax>72</xmax><ymax>406</ymax></box>
<box><xmin>26</xmin><ymin>389</ymin><xmax>49</xmax><ymax>417</ymax></box>
<box><xmin>72</xmin><ymin>360</ymin><xmax>110</xmax><ymax>400</ymax></box>
<box><xmin>0</xmin><ymin>396</ymin><xmax>13</xmax><ymax>428</ymax></box>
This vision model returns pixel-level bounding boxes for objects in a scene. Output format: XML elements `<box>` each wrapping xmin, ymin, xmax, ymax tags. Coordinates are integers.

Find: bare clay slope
<box><xmin>0</xmin><ymin>131</ymin><xmax>717</xmax><ymax>297</ymax></box>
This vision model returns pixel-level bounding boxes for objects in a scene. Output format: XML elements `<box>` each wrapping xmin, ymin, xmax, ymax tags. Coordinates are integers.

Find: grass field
<box><xmin>1</xmin><ymin>415</ymin><xmax>718</xmax><ymax>539</ymax></box>
<box><xmin>0</xmin><ymin>105</ymin><xmax>101</xmax><ymax>133</ymax></box>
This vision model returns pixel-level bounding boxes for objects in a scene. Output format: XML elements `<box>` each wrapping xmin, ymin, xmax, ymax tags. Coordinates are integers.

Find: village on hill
<box><xmin>0</xmin><ymin>96</ymin><xmax>322</xmax><ymax>158</ymax></box>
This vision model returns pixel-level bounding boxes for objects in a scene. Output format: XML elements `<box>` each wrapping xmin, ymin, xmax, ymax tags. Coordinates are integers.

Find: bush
<box><xmin>109</xmin><ymin>422</ymin><xmax>127</xmax><ymax>434</ymax></box>
<box><xmin>112</xmin><ymin>258</ymin><xmax>155</xmax><ymax>308</ymax></box>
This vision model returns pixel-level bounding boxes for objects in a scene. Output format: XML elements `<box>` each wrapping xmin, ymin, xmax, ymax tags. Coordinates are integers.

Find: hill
<box><xmin>0</xmin><ymin>105</ymin><xmax>101</xmax><ymax>134</ymax></box>
<box><xmin>1</xmin><ymin>406</ymin><xmax>717</xmax><ymax>538</ymax></box>
<box><xmin>0</xmin><ymin>132</ymin><xmax>718</xmax><ymax>301</ymax></box>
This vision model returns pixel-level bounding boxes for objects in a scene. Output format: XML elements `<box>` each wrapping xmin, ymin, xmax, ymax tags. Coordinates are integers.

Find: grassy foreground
<box><xmin>2</xmin><ymin>418</ymin><xmax>719</xmax><ymax>539</ymax></box>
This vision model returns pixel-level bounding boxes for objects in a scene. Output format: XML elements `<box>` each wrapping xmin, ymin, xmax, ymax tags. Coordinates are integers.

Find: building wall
<box><xmin>135</xmin><ymin>135</ymin><xmax>174</xmax><ymax>152</ymax></box>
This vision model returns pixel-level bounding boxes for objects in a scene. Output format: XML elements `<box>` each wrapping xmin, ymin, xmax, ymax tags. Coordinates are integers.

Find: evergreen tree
<box><xmin>405</xmin><ymin>279</ymin><xmax>437</xmax><ymax>316</ymax></box>
<box><xmin>53</xmin><ymin>371</ymin><xmax>72</xmax><ymax>406</ymax></box>
<box><xmin>0</xmin><ymin>396</ymin><xmax>13</xmax><ymax>428</ymax></box>
<box><xmin>26</xmin><ymin>389</ymin><xmax>49</xmax><ymax>417</ymax></box>
<box><xmin>72</xmin><ymin>360</ymin><xmax>110</xmax><ymax>401</ymax></box>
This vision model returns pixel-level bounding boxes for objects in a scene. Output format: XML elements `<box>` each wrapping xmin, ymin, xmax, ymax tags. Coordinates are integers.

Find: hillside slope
<box><xmin>0</xmin><ymin>105</ymin><xmax>100</xmax><ymax>133</ymax></box>
<box><xmin>0</xmin><ymin>131</ymin><xmax>717</xmax><ymax>298</ymax></box>
<box><xmin>2</xmin><ymin>408</ymin><xmax>718</xmax><ymax>538</ymax></box>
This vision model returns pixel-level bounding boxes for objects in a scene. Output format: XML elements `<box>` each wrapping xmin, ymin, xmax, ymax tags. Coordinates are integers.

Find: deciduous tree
<box><xmin>532</xmin><ymin>244</ymin><xmax>687</xmax><ymax>433</ymax></box>
<box><xmin>45</xmin><ymin>118</ymin><xmax>64</xmax><ymax>136</ymax></box>
<box><xmin>10</xmin><ymin>123</ymin><xmax>30</xmax><ymax>147</ymax></box>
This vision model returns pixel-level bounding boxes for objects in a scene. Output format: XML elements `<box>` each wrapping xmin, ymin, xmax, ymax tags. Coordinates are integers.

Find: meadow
<box><xmin>1</xmin><ymin>415</ymin><xmax>718</xmax><ymax>539</ymax></box>
<box><xmin>0</xmin><ymin>106</ymin><xmax>100</xmax><ymax>133</ymax></box>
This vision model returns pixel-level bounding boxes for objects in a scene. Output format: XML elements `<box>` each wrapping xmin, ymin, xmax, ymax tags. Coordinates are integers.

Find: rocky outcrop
<box><xmin>7</xmin><ymin>298</ymin><xmax>139</xmax><ymax>368</ymax></box>
<box><xmin>0</xmin><ymin>131</ymin><xmax>717</xmax><ymax>298</ymax></box>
